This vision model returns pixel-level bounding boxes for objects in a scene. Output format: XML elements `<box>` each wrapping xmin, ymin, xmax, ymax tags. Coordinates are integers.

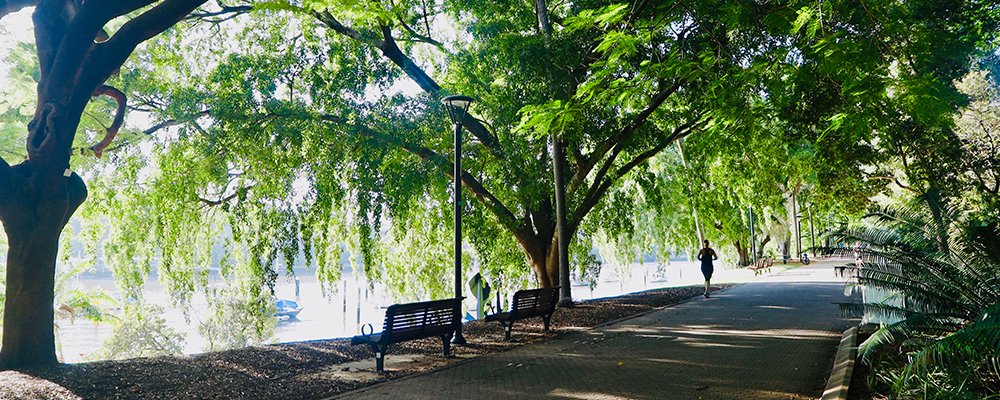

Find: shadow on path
<box><xmin>335</xmin><ymin>261</ymin><xmax>858</xmax><ymax>400</ymax></box>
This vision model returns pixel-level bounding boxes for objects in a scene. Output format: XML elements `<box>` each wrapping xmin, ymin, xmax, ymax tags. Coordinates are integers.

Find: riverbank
<box><xmin>0</xmin><ymin>284</ymin><xmax>730</xmax><ymax>400</ymax></box>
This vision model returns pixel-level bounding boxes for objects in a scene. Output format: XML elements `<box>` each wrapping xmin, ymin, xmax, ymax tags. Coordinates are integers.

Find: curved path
<box><xmin>333</xmin><ymin>260</ymin><xmax>856</xmax><ymax>400</ymax></box>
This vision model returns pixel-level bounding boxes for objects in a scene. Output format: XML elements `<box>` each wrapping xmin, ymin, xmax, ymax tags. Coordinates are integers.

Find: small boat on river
<box><xmin>275</xmin><ymin>299</ymin><xmax>302</xmax><ymax>319</ymax></box>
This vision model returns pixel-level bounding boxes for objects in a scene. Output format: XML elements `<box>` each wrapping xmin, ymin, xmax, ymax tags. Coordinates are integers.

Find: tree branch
<box><xmin>36</xmin><ymin>0</ymin><xmax>153</xmax><ymax>98</ymax></box>
<box><xmin>198</xmin><ymin>185</ymin><xmax>252</xmax><ymax>208</ymax></box>
<box><xmin>77</xmin><ymin>109</ymin><xmax>210</xmax><ymax>156</ymax></box>
<box><xmin>868</xmin><ymin>175</ymin><xmax>920</xmax><ymax>194</ymax></box>
<box><xmin>0</xmin><ymin>155</ymin><xmax>15</xmax><ymax>208</ymax></box>
<box><xmin>395</xmin><ymin>14</ymin><xmax>444</xmax><ymax>49</ymax></box>
<box><xmin>613</xmin><ymin>118</ymin><xmax>703</xmax><ymax>180</ymax></box>
<box><xmin>88</xmin><ymin>85</ymin><xmax>126</xmax><ymax>158</ymax></box>
<box><xmin>573</xmin><ymin>81</ymin><xmax>681</xmax><ymax>192</ymax></box>
<box><xmin>533</xmin><ymin>0</ymin><xmax>552</xmax><ymax>34</ymax></box>
<box><xmin>311</xmin><ymin>11</ymin><xmax>505</xmax><ymax>157</ymax></box>
<box><xmin>572</xmin><ymin>115</ymin><xmax>705</xmax><ymax>227</ymax></box>
<box><xmin>143</xmin><ymin>110</ymin><xmax>210</xmax><ymax>135</ymax></box>
<box><xmin>186</xmin><ymin>2</ymin><xmax>251</xmax><ymax>22</ymax></box>
<box><xmin>0</xmin><ymin>154</ymin><xmax>10</xmax><ymax>185</ymax></box>
<box><xmin>325</xmin><ymin>117</ymin><xmax>521</xmax><ymax>231</ymax></box>
<box><xmin>83</xmin><ymin>0</ymin><xmax>208</xmax><ymax>94</ymax></box>
<box><xmin>95</xmin><ymin>0</ymin><xmax>162</xmax><ymax>20</ymax></box>
<box><xmin>312</xmin><ymin>10</ymin><xmax>367</xmax><ymax>43</ymax></box>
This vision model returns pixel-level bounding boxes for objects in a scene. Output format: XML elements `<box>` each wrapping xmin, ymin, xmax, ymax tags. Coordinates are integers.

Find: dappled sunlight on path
<box><xmin>334</xmin><ymin>259</ymin><xmax>858</xmax><ymax>400</ymax></box>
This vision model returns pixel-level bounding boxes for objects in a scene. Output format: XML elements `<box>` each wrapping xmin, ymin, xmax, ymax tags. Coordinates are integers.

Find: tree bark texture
<box><xmin>0</xmin><ymin>164</ymin><xmax>87</xmax><ymax>367</ymax></box>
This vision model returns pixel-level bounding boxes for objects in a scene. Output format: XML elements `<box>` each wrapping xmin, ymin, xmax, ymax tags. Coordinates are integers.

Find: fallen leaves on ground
<box><xmin>2</xmin><ymin>285</ymin><xmax>726</xmax><ymax>399</ymax></box>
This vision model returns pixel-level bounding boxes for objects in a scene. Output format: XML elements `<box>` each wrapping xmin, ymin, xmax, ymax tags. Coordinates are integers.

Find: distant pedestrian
<box><xmin>697</xmin><ymin>240</ymin><xmax>718</xmax><ymax>298</ymax></box>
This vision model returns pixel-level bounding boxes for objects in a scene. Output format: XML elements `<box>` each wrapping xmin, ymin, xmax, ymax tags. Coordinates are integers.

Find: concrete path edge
<box><xmin>820</xmin><ymin>326</ymin><xmax>858</xmax><ymax>400</ymax></box>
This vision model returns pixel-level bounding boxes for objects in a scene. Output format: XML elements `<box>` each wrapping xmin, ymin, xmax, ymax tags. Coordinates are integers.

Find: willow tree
<box><xmin>0</xmin><ymin>0</ymin><xmax>206</xmax><ymax>368</ymax></box>
<box><xmin>95</xmin><ymin>0</ymin><xmax>817</xmax><ymax>300</ymax></box>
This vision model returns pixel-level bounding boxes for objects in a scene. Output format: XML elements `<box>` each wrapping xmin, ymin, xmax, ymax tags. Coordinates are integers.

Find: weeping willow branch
<box><xmin>395</xmin><ymin>14</ymin><xmax>444</xmax><ymax>49</ymax></box>
<box><xmin>198</xmin><ymin>185</ymin><xmax>254</xmax><ymax>208</ymax></box>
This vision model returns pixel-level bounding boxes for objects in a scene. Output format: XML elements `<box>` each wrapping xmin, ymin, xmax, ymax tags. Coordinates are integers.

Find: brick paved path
<box><xmin>333</xmin><ymin>260</ymin><xmax>856</xmax><ymax>400</ymax></box>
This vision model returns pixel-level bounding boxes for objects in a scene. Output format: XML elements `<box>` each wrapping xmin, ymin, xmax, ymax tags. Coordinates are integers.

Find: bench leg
<box><xmin>368</xmin><ymin>344</ymin><xmax>387</xmax><ymax>373</ymax></box>
<box><xmin>542</xmin><ymin>315</ymin><xmax>552</xmax><ymax>333</ymax></box>
<box><xmin>442</xmin><ymin>334</ymin><xmax>452</xmax><ymax>357</ymax></box>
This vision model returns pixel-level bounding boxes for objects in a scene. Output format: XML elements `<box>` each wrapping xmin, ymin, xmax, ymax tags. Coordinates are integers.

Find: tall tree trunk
<box><xmin>922</xmin><ymin>187</ymin><xmax>950</xmax><ymax>254</ymax></box>
<box><xmin>551</xmin><ymin>139</ymin><xmax>571</xmax><ymax>304</ymax></box>
<box><xmin>0</xmin><ymin>163</ymin><xmax>87</xmax><ymax>367</ymax></box>
<box><xmin>545</xmin><ymin>240</ymin><xmax>560</xmax><ymax>288</ymax></box>
<box><xmin>0</xmin><ymin>0</ymin><xmax>206</xmax><ymax>368</ymax></box>
<box><xmin>757</xmin><ymin>235</ymin><xmax>771</xmax><ymax>258</ymax></box>
<box><xmin>733</xmin><ymin>240</ymin><xmax>749</xmax><ymax>267</ymax></box>
<box><xmin>513</xmin><ymin>225</ymin><xmax>556</xmax><ymax>288</ymax></box>
<box><xmin>534</xmin><ymin>0</ymin><xmax>570</xmax><ymax>302</ymax></box>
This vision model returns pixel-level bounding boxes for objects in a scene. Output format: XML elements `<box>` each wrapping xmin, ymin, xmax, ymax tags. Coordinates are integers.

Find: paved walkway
<box><xmin>334</xmin><ymin>260</ymin><xmax>856</xmax><ymax>400</ymax></box>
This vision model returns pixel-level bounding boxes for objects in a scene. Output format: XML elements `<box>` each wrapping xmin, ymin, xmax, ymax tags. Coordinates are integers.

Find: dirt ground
<box><xmin>0</xmin><ymin>284</ymin><xmax>727</xmax><ymax>400</ymax></box>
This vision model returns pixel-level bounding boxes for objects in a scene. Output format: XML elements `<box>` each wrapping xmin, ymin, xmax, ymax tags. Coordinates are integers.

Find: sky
<box><xmin>0</xmin><ymin>9</ymin><xmax>34</xmax><ymax>92</ymax></box>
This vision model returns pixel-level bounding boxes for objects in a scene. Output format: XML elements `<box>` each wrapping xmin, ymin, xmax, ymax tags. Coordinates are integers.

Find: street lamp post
<box><xmin>748</xmin><ymin>206</ymin><xmax>756</xmax><ymax>264</ymax></box>
<box><xmin>442</xmin><ymin>95</ymin><xmax>474</xmax><ymax>345</ymax></box>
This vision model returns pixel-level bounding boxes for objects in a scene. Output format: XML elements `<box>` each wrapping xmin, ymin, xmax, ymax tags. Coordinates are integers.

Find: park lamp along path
<box><xmin>442</xmin><ymin>94</ymin><xmax>474</xmax><ymax>344</ymax></box>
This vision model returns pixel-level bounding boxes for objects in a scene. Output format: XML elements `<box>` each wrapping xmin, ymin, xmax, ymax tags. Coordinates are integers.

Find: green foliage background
<box><xmin>0</xmin><ymin>1</ymin><xmax>997</xmax><ymax>373</ymax></box>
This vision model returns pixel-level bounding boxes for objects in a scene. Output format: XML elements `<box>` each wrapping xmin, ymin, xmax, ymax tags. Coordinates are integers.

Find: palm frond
<box><xmin>903</xmin><ymin>312</ymin><xmax>1000</xmax><ymax>383</ymax></box>
<box><xmin>829</xmin><ymin>203</ymin><xmax>1000</xmax><ymax>397</ymax></box>
<box><xmin>858</xmin><ymin>313</ymin><xmax>963</xmax><ymax>363</ymax></box>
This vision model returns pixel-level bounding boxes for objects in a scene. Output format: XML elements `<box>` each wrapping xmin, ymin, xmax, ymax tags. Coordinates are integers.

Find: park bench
<box><xmin>350</xmin><ymin>298</ymin><xmax>462</xmax><ymax>372</ymax></box>
<box><xmin>748</xmin><ymin>257</ymin><xmax>773</xmax><ymax>275</ymax></box>
<box><xmin>485</xmin><ymin>287</ymin><xmax>559</xmax><ymax>340</ymax></box>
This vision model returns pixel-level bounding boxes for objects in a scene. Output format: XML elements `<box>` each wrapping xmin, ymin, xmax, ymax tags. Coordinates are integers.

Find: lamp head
<box><xmin>442</xmin><ymin>95</ymin><xmax>475</xmax><ymax>125</ymax></box>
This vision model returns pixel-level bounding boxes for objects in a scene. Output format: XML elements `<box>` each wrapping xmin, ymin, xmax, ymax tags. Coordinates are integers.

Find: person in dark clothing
<box><xmin>697</xmin><ymin>240</ymin><xmax>718</xmax><ymax>298</ymax></box>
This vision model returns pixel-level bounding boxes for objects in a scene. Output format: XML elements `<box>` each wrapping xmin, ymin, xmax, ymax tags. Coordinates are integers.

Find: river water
<box><xmin>56</xmin><ymin>260</ymin><xmax>717</xmax><ymax>363</ymax></box>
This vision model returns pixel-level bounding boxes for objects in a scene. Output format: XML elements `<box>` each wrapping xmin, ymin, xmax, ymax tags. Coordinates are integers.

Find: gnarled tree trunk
<box><xmin>511</xmin><ymin>209</ymin><xmax>564</xmax><ymax>289</ymax></box>
<box><xmin>0</xmin><ymin>164</ymin><xmax>87</xmax><ymax>366</ymax></box>
<box><xmin>0</xmin><ymin>0</ymin><xmax>207</xmax><ymax>369</ymax></box>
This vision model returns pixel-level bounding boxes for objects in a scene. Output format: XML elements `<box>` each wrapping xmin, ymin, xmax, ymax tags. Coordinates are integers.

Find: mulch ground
<box><xmin>0</xmin><ymin>284</ymin><xmax>728</xmax><ymax>400</ymax></box>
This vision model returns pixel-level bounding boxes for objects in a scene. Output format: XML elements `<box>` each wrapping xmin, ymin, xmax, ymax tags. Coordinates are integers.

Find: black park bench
<box><xmin>485</xmin><ymin>287</ymin><xmax>559</xmax><ymax>340</ymax></box>
<box><xmin>350</xmin><ymin>298</ymin><xmax>462</xmax><ymax>372</ymax></box>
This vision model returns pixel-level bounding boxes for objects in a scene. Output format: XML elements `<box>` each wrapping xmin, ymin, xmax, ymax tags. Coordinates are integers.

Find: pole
<box><xmin>552</xmin><ymin>138</ymin><xmax>572</xmax><ymax>306</ymax></box>
<box><xmin>748</xmin><ymin>206</ymin><xmax>756</xmax><ymax>263</ymax></box>
<box><xmin>808</xmin><ymin>204</ymin><xmax>816</xmax><ymax>257</ymax></box>
<box><xmin>453</xmin><ymin>121</ymin><xmax>467</xmax><ymax>344</ymax></box>
<box><xmin>794</xmin><ymin>194</ymin><xmax>801</xmax><ymax>259</ymax></box>
<box><xmin>792</xmin><ymin>192</ymin><xmax>800</xmax><ymax>259</ymax></box>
